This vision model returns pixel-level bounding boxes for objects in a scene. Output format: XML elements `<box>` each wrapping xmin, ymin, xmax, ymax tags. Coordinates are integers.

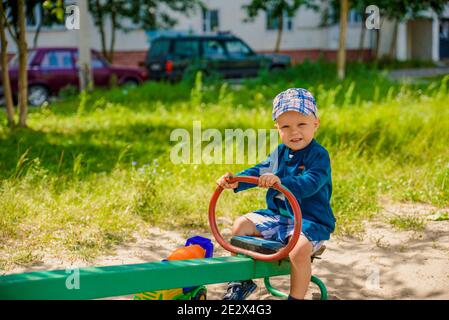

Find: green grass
<box><xmin>1</xmin><ymin>62</ymin><xmax>448</xmax><ymax>270</ymax></box>
<box><xmin>389</xmin><ymin>215</ymin><xmax>426</xmax><ymax>231</ymax></box>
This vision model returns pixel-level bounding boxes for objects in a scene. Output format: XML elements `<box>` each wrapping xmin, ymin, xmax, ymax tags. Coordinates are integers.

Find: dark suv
<box><xmin>145</xmin><ymin>33</ymin><xmax>291</xmax><ymax>81</ymax></box>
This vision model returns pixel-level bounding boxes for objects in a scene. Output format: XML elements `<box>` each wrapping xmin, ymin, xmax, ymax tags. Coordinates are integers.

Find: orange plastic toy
<box><xmin>167</xmin><ymin>244</ymin><xmax>206</xmax><ymax>260</ymax></box>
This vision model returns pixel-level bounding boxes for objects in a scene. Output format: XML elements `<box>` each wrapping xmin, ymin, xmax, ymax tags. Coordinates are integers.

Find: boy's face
<box><xmin>275</xmin><ymin>111</ymin><xmax>320</xmax><ymax>151</ymax></box>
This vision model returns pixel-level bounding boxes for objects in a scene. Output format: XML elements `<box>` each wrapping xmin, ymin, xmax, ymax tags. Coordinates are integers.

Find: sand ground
<box><xmin>3</xmin><ymin>200</ymin><xmax>449</xmax><ymax>300</ymax></box>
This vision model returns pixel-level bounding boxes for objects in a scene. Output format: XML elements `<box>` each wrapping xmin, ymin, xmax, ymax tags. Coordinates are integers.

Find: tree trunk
<box><xmin>374</xmin><ymin>18</ymin><xmax>383</xmax><ymax>61</ymax></box>
<box><xmin>274</xmin><ymin>13</ymin><xmax>283</xmax><ymax>53</ymax></box>
<box><xmin>77</xmin><ymin>0</ymin><xmax>93</xmax><ymax>91</ymax></box>
<box><xmin>337</xmin><ymin>0</ymin><xmax>349</xmax><ymax>80</ymax></box>
<box><xmin>108</xmin><ymin>3</ymin><xmax>117</xmax><ymax>63</ymax></box>
<box><xmin>388</xmin><ymin>19</ymin><xmax>398</xmax><ymax>60</ymax></box>
<box><xmin>17</xmin><ymin>0</ymin><xmax>28</xmax><ymax>128</ymax></box>
<box><xmin>358</xmin><ymin>20</ymin><xmax>366</xmax><ymax>62</ymax></box>
<box><xmin>33</xmin><ymin>20</ymin><xmax>42</xmax><ymax>49</ymax></box>
<box><xmin>95</xmin><ymin>0</ymin><xmax>108</xmax><ymax>60</ymax></box>
<box><xmin>374</xmin><ymin>29</ymin><xmax>380</xmax><ymax>60</ymax></box>
<box><xmin>0</xmin><ymin>1</ymin><xmax>15</xmax><ymax>127</ymax></box>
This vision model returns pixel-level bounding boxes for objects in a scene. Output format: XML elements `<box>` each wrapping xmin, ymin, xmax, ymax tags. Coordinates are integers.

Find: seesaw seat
<box><xmin>230</xmin><ymin>236</ymin><xmax>326</xmax><ymax>262</ymax></box>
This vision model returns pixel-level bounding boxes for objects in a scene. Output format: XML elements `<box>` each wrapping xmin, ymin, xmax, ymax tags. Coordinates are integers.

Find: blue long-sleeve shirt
<box><xmin>234</xmin><ymin>139</ymin><xmax>335</xmax><ymax>241</ymax></box>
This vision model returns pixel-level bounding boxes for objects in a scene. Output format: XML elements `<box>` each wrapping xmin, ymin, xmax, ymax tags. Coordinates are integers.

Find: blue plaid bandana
<box><xmin>272</xmin><ymin>88</ymin><xmax>317</xmax><ymax>120</ymax></box>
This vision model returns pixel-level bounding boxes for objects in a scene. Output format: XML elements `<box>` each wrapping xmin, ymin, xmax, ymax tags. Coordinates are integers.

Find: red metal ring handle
<box><xmin>208</xmin><ymin>176</ymin><xmax>302</xmax><ymax>261</ymax></box>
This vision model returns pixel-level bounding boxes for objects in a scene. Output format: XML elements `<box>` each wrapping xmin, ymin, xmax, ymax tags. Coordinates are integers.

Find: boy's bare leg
<box><xmin>230</xmin><ymin>216</ymin><xmax>261</xmax><ymax>256</ymax></box>
<box><xmin>232</xmin><ymin>216</ymin><xmax>262</xmax><ymax>237</ymax></box>
<box><xmin>223</xmin><ymin>216</ymin><xmax>261</xmax><ymax>300</ymax></box>
<box><xmin>288</xmin><ymin>235</ymin><xmax>313</xmax><ymax>299</ymax></box>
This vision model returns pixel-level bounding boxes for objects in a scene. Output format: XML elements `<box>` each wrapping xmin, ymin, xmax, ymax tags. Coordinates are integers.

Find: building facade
<box><xmin>5</xmin><ymin>0</ymin><xmax>449</xmax><ymax>67</ymax></box>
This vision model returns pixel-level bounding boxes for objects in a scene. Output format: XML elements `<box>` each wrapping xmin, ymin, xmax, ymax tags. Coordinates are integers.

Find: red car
<box><xmin>1</xmin><ymin>47</ymin><xmax>148</xmax><ymax>106</ymax></box>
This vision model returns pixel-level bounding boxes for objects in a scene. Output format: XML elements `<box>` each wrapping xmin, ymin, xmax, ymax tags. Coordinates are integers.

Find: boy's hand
<box><xmin>217</xmin><ymin>172</ymin><xmax>239</xmax><ymax>189</ymax></box>
<box><xmin>258</xmin><ymin>173</ymin><xmax>281</xmax><ymax>188</ymax></box>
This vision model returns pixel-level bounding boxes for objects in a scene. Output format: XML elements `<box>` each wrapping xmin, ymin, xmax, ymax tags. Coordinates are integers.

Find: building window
<box><xmin>266</xmin><ymin>10</ymin><xmax>293</xmax><ymax>31</ymax></box>
<box><xmin>203</xmin><ymin>9</ymin><xmax>219</xmax><ymax>32</ymax></box>
<box><xmin>25</xmin><ymin>2</ymin><xmax>68</xmax><ymax>30</ymax></box>
<box><xmin>441</xmin><ymin>20</ymin><xmax>449</xmax><ymax>40</ymax></box>
<box><xmin>26</xmin><ymin>5</ymin><xmax>40</xmax><ymax>28</ymax></box>
<box><xmin>348</xmin><ymin>9</ymin><xmax>363</xmax><ymax>24</ymax></box>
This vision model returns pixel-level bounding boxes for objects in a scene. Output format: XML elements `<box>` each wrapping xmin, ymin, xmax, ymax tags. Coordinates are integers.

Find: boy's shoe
<box><xmin>223</xmin><ymin>280</ymin><xmax>257</xmax><ymax>300</ymax></box>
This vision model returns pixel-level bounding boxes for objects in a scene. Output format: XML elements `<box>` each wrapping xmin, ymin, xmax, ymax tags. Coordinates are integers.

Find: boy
<box><xmin>217</xmin><ymin>88</ymin><xmax>335</xmax><ymax>300</ymax></box>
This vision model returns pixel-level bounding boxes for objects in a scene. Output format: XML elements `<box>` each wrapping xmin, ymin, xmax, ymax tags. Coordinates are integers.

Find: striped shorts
<box><xmin>243</xmin><ymin>211</ymin><xmax>325</xmax><ymax>255</ymax></box>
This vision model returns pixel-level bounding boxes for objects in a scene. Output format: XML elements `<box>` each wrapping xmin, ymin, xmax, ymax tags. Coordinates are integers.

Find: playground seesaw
<box><xmin>0</xmin><ymin>176</ymin><xmax>327</xmax><ymax>300</ymax></box>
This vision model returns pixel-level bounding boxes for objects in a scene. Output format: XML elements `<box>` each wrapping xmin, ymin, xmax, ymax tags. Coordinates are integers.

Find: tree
<box><xmin>243</xmin><ymin>0</ymin><xmax>318</xmax><ymax>53</ymax></box>
<box><xmin>380</xmin><ymin>0</ymin><xmax>447</xmax><ymax>60</ymax></box>
<box><xmin>337</xmin><ymin>0</ymin><xmax>349</xmax><ymax>80</ymax></box>
<box><xmin>350</xmin><ymin>0</ymin><xmax>371</xmax><ymax>61</ymax></box>
<box><xmin>349</xmin><ymin>0</ymin><xmax>448</xmax><ymax>60</ymax></box>
<box><xmin>0</xmin><ymin>0</ymin><xmax>14</xmax><ymax>127</ymax></box>
<box><xmin>322</xmin><ymin>0</ymin><xmax>372</xmax><ymax>62</ymax></box>
<box><xmin>0</xmin><ymin>0</ymin><xmax>29</xmax><ymax>127</ymax></box>
<box><xmin>16</xmin><ymin>0</ymin><xmax>27</xmax><ymax>127</ymax></box>
<box><xmin>30</xmin><ymin>1</ymin><xmax>63</xmax><ymax>49</ymax></box>
<box><xmin>88</xmin><ymin>0</ymin><xmax>200</xmax><ymax>63</ymax></box>
<box><xmin>0</xmin><ymin>0</ymin><xmax>62</xmax><ymax>127</ymax></box>
<box><xmin>323</xmin><ymin>0</ymin><xmax>447</xmax><ymax>68</ymax></box>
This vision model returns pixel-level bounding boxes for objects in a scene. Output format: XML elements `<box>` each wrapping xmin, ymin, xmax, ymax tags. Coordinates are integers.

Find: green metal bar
<box><xmin>264</xmin><ymin>275</ymin><xmax>328</xmax><ymax>300</ymax></box>
<box><xmin>311</xmin><ymin>275</ymin><xmax>328</xmax><ymax>300</ymax></box>
<box><xmin>0</xmin><ymin>256</ymin><xmax>291</xmax><ymax>300</ymax></box>
<box><xmin>264</xmin><ymin>277</ymin><xmax>288</xmax><ymax>298</ymax></box>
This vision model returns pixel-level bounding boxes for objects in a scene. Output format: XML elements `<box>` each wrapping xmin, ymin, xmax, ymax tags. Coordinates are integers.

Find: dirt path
<box><xmin>3</xmin><ymin>201</ymin><xmax>449</xmax><ymax>300</ymax></box>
